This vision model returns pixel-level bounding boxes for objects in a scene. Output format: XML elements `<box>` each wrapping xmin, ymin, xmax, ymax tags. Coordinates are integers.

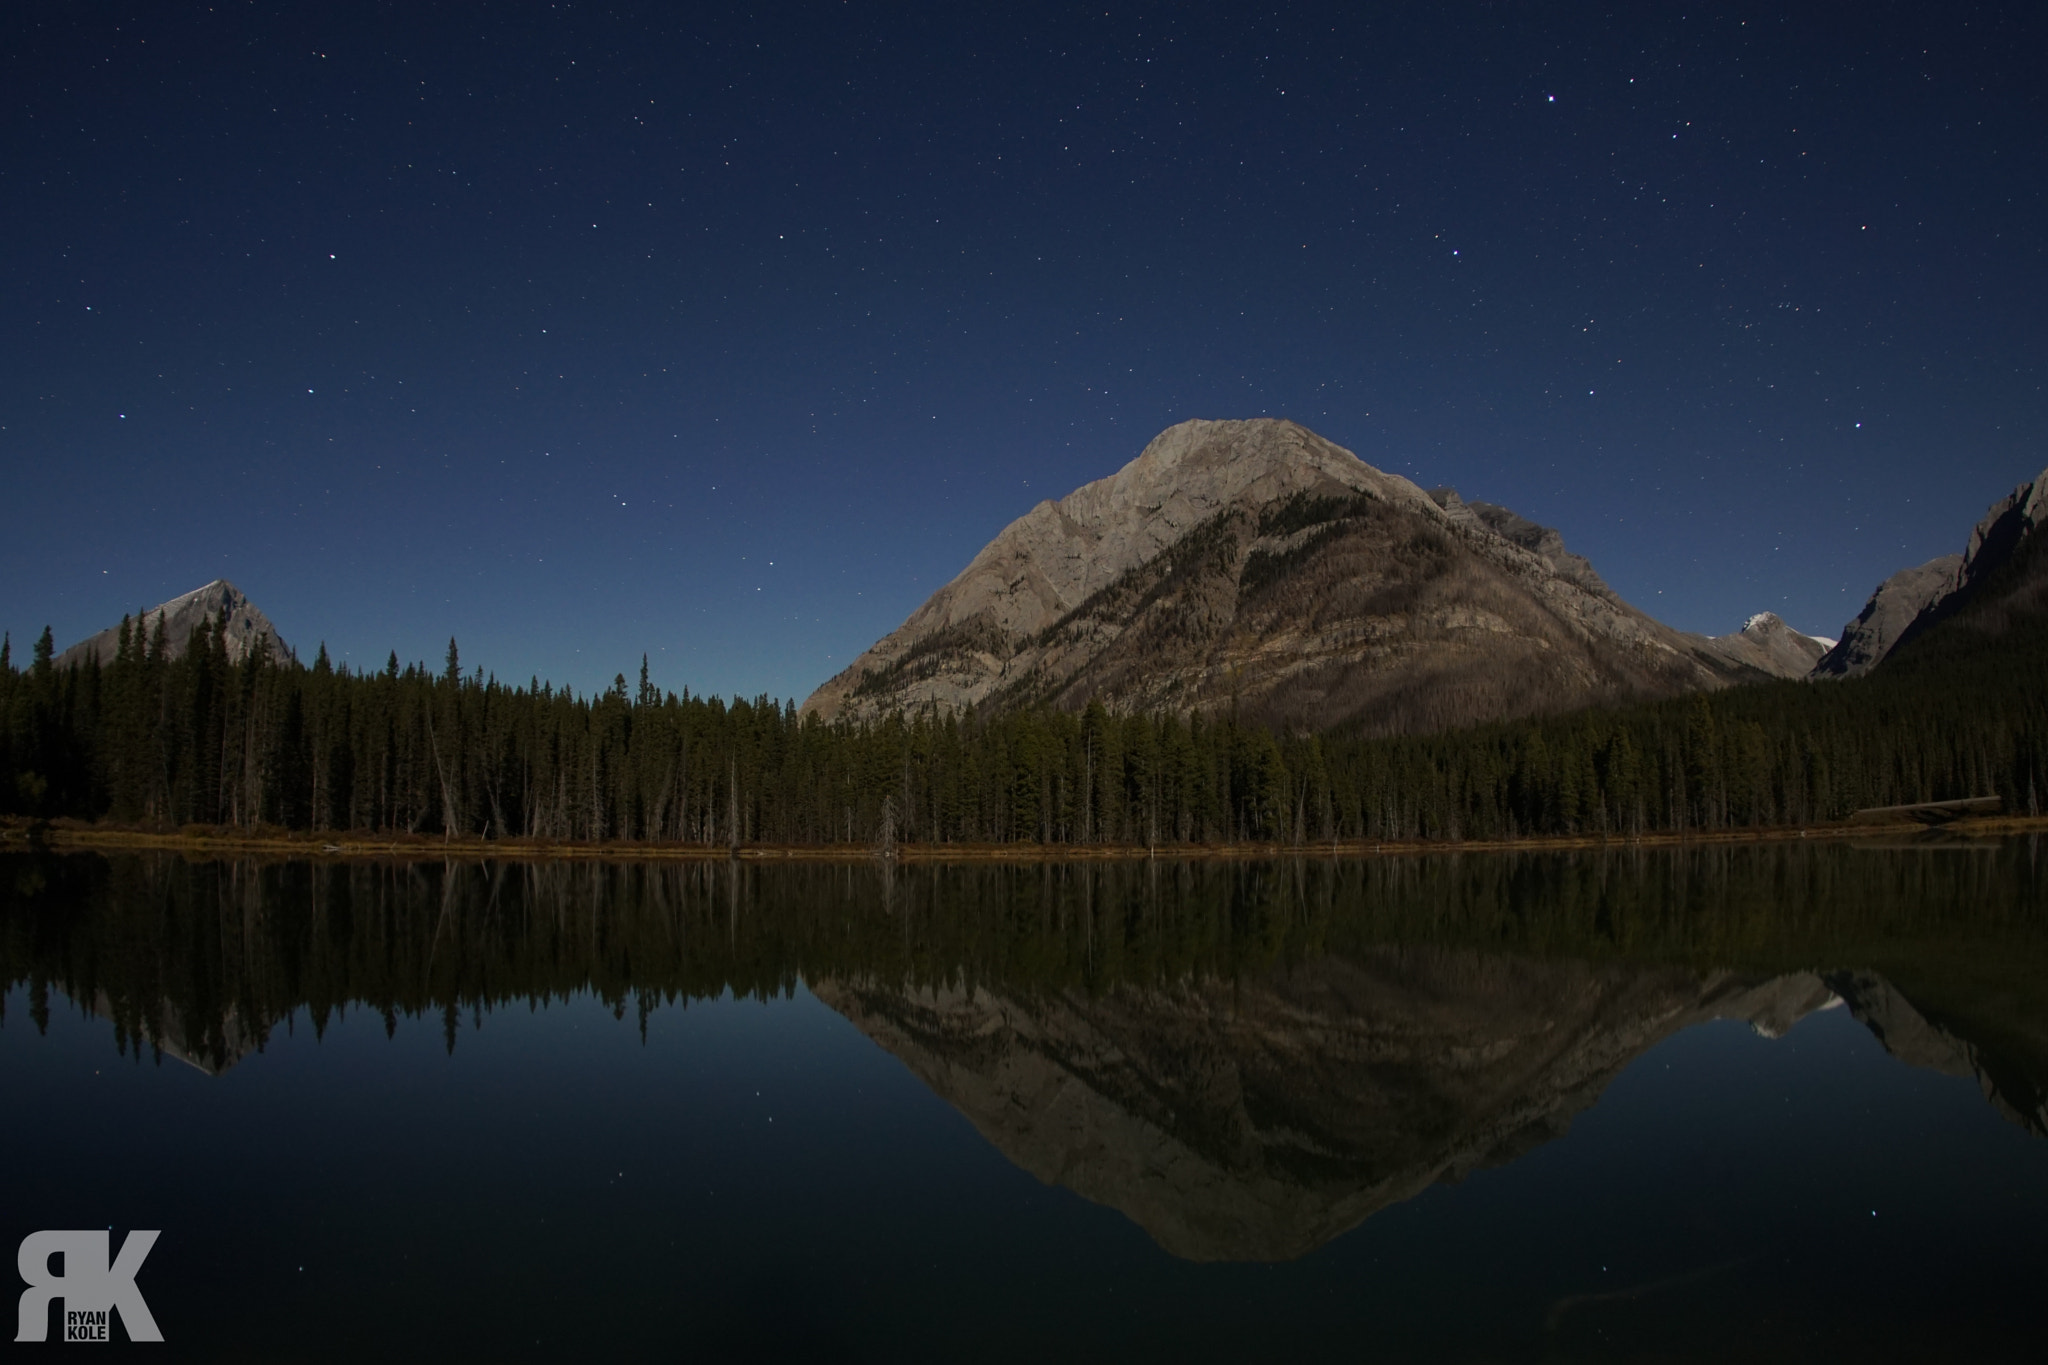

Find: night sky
<box><xmin>5</xmin><ymin>2</ymin><xmax>2043</xmax><ymax>701</ymax></box>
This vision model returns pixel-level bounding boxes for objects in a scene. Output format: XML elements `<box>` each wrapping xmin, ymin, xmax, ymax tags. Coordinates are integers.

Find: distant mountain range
<box><xmin>805</xmin><ymin>418</ymin><xmax>2048</xmax><ymax>730</ymax></box>
<box><xmin>803</xmin><ymin>419</ymin><xmax>1836</xmax><ymax>733</ymax></box>
<box><xmin>55</xmin><ymin>579</ymin><xmax>289</xmax><ymax>669</ymax></box>
<box><xmin>52</xmin><ymin>425</ymin><xmax>2043</xmax><ymax>741</ymax></box>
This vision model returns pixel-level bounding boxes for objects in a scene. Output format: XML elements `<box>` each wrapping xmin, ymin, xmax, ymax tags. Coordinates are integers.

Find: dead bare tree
<box><xmin>876</xmin><ymin>793</ymin><xmax>898</xmax><ymax>860</ymax></box>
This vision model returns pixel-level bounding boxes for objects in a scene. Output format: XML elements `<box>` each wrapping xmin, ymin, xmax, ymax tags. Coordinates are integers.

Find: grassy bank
<box><xmin>8</xmin><ymin>811</ymin><xmax>2045</xmax><ymax>865</ymax></box>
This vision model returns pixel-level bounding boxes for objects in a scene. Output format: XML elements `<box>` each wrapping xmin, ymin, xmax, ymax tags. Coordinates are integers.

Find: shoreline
<box><xmin>5</xmin><ymin>814</ymin><xmax>2044</xmax><ymax>865</ymax></box>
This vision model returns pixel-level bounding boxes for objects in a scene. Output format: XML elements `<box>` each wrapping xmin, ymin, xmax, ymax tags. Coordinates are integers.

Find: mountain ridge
<box><xmin>1815</xmin><ymin>462</ymin><xmax>2046</xmax><ymax>677</ymax></box>
<box><xmin>55</xmin><ymin>579</ymin><xmax>289</xmax><ymax>670</ymax></box>
<box><xmin>806</xmin><ymin>419</ymin><xmax>1803</xmax><ymax>733</ymax></box>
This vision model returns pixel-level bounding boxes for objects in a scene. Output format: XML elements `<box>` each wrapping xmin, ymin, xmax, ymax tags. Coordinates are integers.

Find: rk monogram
<box><xmin>15</xmin><ymin>1231</ymin><xmax>163</xmax><ymax>1344</ymax></box>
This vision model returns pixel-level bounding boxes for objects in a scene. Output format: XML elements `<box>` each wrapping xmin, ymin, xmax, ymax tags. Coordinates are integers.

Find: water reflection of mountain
<box><xmin>86</xmin><ymin>990</ymin><xmax>260</xmax><ymax>1077</ymax></box>
<box><xmin>4</xmin><ymin>846</ymin><xmax>2044</xmax><ymax>1226</ymax></box>
<box><xmin>1826</xmin><ymin>969</ymin><xmax>2048</xmax><ymax>1136</ymax></box>
<box><xmin>816</xmin><ymin>957</ymin><xmax>2034</xmax><ymax>1262</ymax></box>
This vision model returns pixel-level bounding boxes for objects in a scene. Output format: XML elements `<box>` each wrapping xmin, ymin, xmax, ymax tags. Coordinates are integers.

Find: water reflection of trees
<box><xmin>6</xmin><ymin>843</ymin><xmax>2045</xmax><ymax>1259</ymax></box>
<box><xmin>2</xmin><ymin>841</ymin><xmax>2041</xmax><ymax>1075</ymax></box>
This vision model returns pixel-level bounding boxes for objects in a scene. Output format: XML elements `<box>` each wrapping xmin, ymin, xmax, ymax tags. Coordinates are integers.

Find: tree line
<box><xmin>1</xmin><ymin>599</ymin><xmax>2042</xmax><ymax>847</ymax></box>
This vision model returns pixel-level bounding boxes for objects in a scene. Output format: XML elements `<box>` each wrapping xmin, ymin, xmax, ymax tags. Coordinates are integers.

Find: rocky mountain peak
<box><xmin>1692</xmin><ymin>611</ymin><xmax>1832</xmax><ymax>680</ymax></box>
<box><xmin>1740</xmin><ymin>611</ymin><xmax>1817</xmax><ymax>645</ymax></box>
<box><xmin>1961</xmin><ymin>463</ymin><xmax>2048</xmax><ymax>583</ymax></box>
<box><xmin>1812</xmin><ymin>556</ymin><xmax>1963</xmax><ymax>678</ymax></box>
<box><xmin>1085</xmin><ymin>418</ymin><xmax>1432</xmax><ymax>522</ymax></box>
<box><xmin>916</xmin><ymin>418</ymin><xmax>1445</xmax><ymax>646</ymax></box>
<box><xmin>805</xmin><ymin>418</ymin><xmax>1764</xmax><ymax>731</ymax></box>
<box><xmin>1816</xmin><ymin>460</ymin><xmax>2048</xmax><ymax>677</ymax></box>
<box><xmin>56</xmin><ymin>579</ymin><xmax>289</xmax><ymax>669</ymax></box>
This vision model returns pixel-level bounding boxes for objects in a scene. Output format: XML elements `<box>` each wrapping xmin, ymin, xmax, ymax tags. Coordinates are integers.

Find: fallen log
<box><xmin>1847</xmin><ymin>796</ymin><xmax>2003</xmax><ymax>826</ymax></box>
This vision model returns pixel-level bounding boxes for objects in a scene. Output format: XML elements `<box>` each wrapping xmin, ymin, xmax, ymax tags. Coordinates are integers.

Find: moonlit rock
<box><xmin>56</xmin><ymin>580</ymin><xmax>290</xmax><ymax>669</ymax></box>
<box><xmin>1811</xmin><ymin>557</ymin><xmax>1963</xmax><ymax>678</ymax></box>
<box><xmin>1696</xmin><ymin>611</ymin><xmax>1831</xmax><ymax>680</ymax></box>
<box><xmin>1815</xmin><ymin>460</ymin><xmax>2048</xmax><ymax>677</ymax></box>
<box><xmin>803</xmin><ymin>418</ymin><xmax>1761</xmax><ymax>732</ymax></box>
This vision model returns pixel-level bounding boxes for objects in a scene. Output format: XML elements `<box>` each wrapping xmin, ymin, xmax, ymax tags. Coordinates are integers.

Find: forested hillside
<box><xmin>2</xmin><ymin>585</ymin><xmax>2042</xmax><ymax>847</ymax></box>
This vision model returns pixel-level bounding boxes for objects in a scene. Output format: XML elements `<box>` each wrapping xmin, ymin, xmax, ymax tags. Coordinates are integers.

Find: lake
<box><xmin>4</xmin><ymin>843</ymin><xmax>2045</xmax><ymax>1360</ymax></box>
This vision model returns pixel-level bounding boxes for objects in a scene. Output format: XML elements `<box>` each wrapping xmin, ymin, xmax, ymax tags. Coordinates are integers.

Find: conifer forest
<box><xmin>2</xmin><ymin>602</ymin><xmax>2042</xmax><ymax>848</ymax></box>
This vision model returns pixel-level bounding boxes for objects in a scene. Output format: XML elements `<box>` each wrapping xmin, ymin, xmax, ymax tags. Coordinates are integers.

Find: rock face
<box><xmin>1698</xmin><ymin>612</ymin><xmax>1833</xmax><ymax>679</ymax></box>
<box><xmin>1958</xmin><ymin>463</ymin><xmax>2048</xmax><ymax>587</ymax></box>
<box><xmin>814</xmin><ymin>956</ymin><xmax>1844</xmax><ymax>1262</ymax></box>
<box><xmin>56</xmin><ymin>579</ymin><xmax>289</xmax><ymax>669</ymax></box>
<box><xmin>1881</xmin><ymin>462</ymin><xmax>2048</xmax><ymax>660</ymax></box>
<box><xmin>804</xmin><ymin>419</ymin><xmax>1763</xmax><ymax>732</ymax></box>
<box><xmin>1431</xmin><ymin>490</ymin><xmax>1615</xmax><ymax>595</ymax></box>
<box><xmin>1816</xmin><ymin>462</ymin><xmax>2048</xmax><ymax>676</ymax></box>
<box><xmin>1812</xmin><ymin>557</ymin><xmax>1965</xmax><ymax>677</ymax></box>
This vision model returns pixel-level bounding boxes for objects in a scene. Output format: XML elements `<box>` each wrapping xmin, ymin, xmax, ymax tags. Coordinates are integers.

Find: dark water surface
<box><xmin>3</xmin><ymin>844</ymin><xmax>2046</xmax><ymax>1361</ymax></box>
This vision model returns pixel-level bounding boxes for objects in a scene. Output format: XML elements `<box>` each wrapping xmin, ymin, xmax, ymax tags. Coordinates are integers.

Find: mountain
<box><xmin>56</xmin><ymin>579</ymin><xmax>289</xmax><ymax>669</ymax></box>
<box><xmin>1429</xmin><ymin>488</ymin><xmax>1613</xmax><ymax>594</ymax></box>
<box><xmin>804</xmin><ymin>419</ymin><xmax>1774</xmax><ymax>733</ymax></box>
<box><xmin>1816</xmin><ymin>463</ymin><xmax>2048</xmax><ymax>677</ymax></box>
<box><xmin>1811</xmin><ymin>557</ymin><xmax>1964</xmax><ymax>678</ymax></box>
<box><xmin>1434</xmin><ymin>501</ymin><xmax>1834</xmax><ymax>678</ymax></box>
<box><xmin>1698</xmin><ymin>611</ymin><xmax>1833</xmax><ymax>678</ymax></box>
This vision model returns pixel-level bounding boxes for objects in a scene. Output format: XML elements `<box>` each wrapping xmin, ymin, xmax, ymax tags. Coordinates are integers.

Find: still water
<box><xmin>3</xmin><ymin>844</ymin><xmax>2045</xmax><ymax>1360</ymax></box>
